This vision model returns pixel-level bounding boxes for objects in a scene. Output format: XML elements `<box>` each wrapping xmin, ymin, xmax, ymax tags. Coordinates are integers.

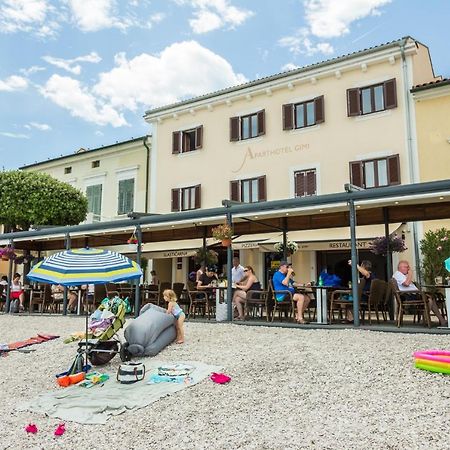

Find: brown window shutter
<box><xmin>230</xmin><ymin>116</ymin><xmax>240</xmax><ymax>141</ymax></box>
<box><xmin>172</xmin><ymin>131</ymin><xmax>181</xmax><ymax>154</ymax></box>
<box><xmin>257</xmin><ymin>110</ymin><xmax>265</xmax><ymax>136</ymax></box>
<box><xmin>384</xmin><ymin>78</ymin><xmax>397</xmax><ymax>109</ymax></box>
<box><xmin>347</xmin><ymin>88</ymin><xmax>361</xmax><ymax>117</ymax></box>
<box><xmin>282</xmin><ymin>104</ymin><xmax>294</xmax><ymax>130</ymax></box>
<box><xmin>314</xmin><ymin>96</ymin><xmax>325</xmax><ymax>124</ymax></box>
<box><xmin>350</xmin><ymin>161</ymin><xmax>364</xmax><ymax>187</ymax></box>
<box><xmin>387</xmin><ymin>154</ymin><xmax>401</xmax><ymax>185</ymax></box>
<box><xmin>295</xmin><ymin>172</ymin><xmax>305</xmax><ymax>197</ymax></box>
<box><xmin>258</xmin><ymin>176</ymin><xmax>267</xmax><ymax>202</ymax></box>
<box><xmin>230</xmin><ymin>180</ymin><xmax>240</xmax><ymax>201</ymax></box>
<box><xmin>171</xmin><ymin>188</ymin><xmax>180</xmax><ymax>212</ymax></box>
<box><xmin>194</xmin><ymin>185</ymin><xmax>201</xmax><ymax>209</ymax></box>
<box><xmin>306</xmin><ymin>170</ymin><xmax>317</xmax><ymax>196</ymax></box>
<box><xmin>195</xmin><ymin>125</ymin><xmax>203</xmax><ymax>149</ymax></box>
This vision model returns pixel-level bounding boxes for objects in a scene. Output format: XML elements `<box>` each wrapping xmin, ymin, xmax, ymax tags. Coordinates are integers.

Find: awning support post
<box><xmin>349</xmin><ymin>200</ymin><xmax>360</xmax><ymax>327</ymax></box>
<box><xmin>5</xmin><ymin>239</ymin><xmax>14</xmax><ymax>314</ymax></box>
<box><xmin>282</xmin><ymin>218</ymin><xmax>288</xmax><ymax>261</ymax></box>
<box><xmin>226</xmin><ymin>211</ymin><xmax>233</xmax><ymax>321</ymax></box>
<box><xmin>383</xmin><ymin>208</ymin><xmax>394</xmax><ymax>320</ymax></box>
<box><xmin>135</xmin><ymin>225</ymin><xmax>142</xmax><ymax>317</ymax></box>
<box><xmin>62</xmin><ymin>233</ymin><xmax>71</xmax><ymax>315</ymax></box>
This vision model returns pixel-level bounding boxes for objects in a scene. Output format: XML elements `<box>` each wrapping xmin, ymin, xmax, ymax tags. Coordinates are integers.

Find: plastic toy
<box><xmin>413</xmin><ymin>350</ymin><xmax>450</xmax><ymax>374</ymax></box>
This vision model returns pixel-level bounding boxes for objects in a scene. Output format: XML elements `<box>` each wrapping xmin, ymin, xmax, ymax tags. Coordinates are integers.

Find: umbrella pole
<box><xmin>85</xmin><ymin>288</ymin><xmax>89</xmax><ymax>367</ymax></box>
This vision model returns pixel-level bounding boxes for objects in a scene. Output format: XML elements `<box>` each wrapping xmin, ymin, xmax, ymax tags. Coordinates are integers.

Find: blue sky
<box><xmin>1</xmin><ymin>0</ymin><xmax>449</xmax><ymax>170</ymax></box>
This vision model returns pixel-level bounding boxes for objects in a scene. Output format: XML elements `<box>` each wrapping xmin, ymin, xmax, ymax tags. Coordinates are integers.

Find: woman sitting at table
<box><xmin>346</xmin><ymin>260</ymin><xmax>376</xmax><ymax>322</ymax></box>
<box><xmin>51</xmin><ymin>284</ymin><xmax>78</xmax><ymax>313</ymax></box>
<box><xmin>233</xmin><ymin>266</ymin><xmax>261</xmax><ymax>320</ymax></box>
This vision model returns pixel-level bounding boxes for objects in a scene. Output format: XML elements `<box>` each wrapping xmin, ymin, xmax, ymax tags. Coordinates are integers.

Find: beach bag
<box><xmin>216</xmin><ymin>299</ymin><xmax>228</xmax><ymax>322</ymax></box>
<box><xmin>9</xmin><ymin>299</ymin><xmax>19</xmax><ymax>313</ymax></box>
<box><xmin>116</xmin><ymin>362</ymin><xmax>146</xmax><ymax>384</ymax></box>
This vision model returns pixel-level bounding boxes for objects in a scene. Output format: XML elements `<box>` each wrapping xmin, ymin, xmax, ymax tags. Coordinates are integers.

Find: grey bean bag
<box><xmin>124</xmin><ymin>304</ymin><xmax>176</xmax><ymax>357</ymax></box>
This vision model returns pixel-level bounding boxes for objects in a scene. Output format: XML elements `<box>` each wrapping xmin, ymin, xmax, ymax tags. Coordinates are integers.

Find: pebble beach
<box><xmin>0</xmin><ymin>314</ymin><xmax>450</xmax><ymax>450</ymax></box>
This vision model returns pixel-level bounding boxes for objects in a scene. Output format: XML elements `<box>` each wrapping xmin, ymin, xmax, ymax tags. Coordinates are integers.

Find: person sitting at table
<box><xmin>233</xmin><ymin>266</ymin><xmax>261</xmax><ymax>320</ymax></box>
<box><xmin>393</xmin><ymin>260</ymin><xmax>447</xmax><ymax>326</ymax></box>
<box><xmin>51</xmin><ymin>284</ymin><xmax>78</xmax><ymax>313</ymax></box>
<box><xmin>0</xmin><ymin>275</ymin><xmax>7</xmax><ymax>303</ymax></box>
<box><xmin>10</xmin><ymin>273</ymin><xmax>25</xmax><ymax>312</ymax></box>
<box><xmin>272</xmin><ymin>262</ymin><xmax>310</xmax><ymax>324</ymax></box>
<box><xmin>150</xmin><ymin>270</ymin><xmax>160</xmax><ymax>285</ymax></box>
<box><xmin>196</xmin><ymin>264</ymin><xmax>205</xmax><ymax>283</ymax></box>
<box><xmin>232</xmin><ymin>257</ymin><xmax>245</xmax><ymax>284</ymax></box>
<box><xmin>197</xmin><ymin>266</ymin><xmax>218</xmax><ymax>290</ymax></box>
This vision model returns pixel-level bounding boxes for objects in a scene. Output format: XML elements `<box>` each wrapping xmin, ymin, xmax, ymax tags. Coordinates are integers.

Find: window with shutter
<box><xmin>230</xmin><ymin>180</ymin><xmax>240</xmax><ymax>201</ymax></box>
<box><xmin>294</xmin><ymin>170</ymin><xmax>316</xmax><ymax>197</ymax></box>
<box><xmin>171</xmin><ymin>188</ymin><xmax>180</xmax><ymax>212</ymax></box>
<box><xmin>86</xmin><ymin>184</ymin><xmax>102</xmax><ymax>220</ymax></box>
<box><xmin>118</xmin><ymin>178</ymin><xmax>135</xmax><ymax>215</ymax></box>
<box><xmin>347</xmin><ymin>88</ymin><xmax>361</xmax><ymax>116</ymax></box>
<box><xmin>349</xmin><ymin>161</ymin><xmax>363</xmax><ymax>187</ymax></box>
<box><xmin>195</xmin><ymin>126</ymin><xmax>203</xmax><ymax>149</ymax></box>
<box><xmin>257</xmin><ymin>110</ymin><xmax>265</xmax><ymax>136</ymax></box>
<box><xmin>387</xmin><ymin>154</ymin><xmax>401</xmax><ymax>185</ymax></box>
<box><xmin>172</xmin><ymin>131</ymin><xmax>181</xmax><ymax>154</ymax></box>
<box><xmin>230</xmin><ymin>117</ymin><xmax>240</xmax><ymax>141</ymax></box>
<box><xmin>258</xmin><ymin>176</ymin><xmax>266</xmax><ymax>201</ymax></box>
<box><xmin>384</xmin><ymin>79</ymin><xmax>397</xmax><ymax>109</ymax></box>
<box><xmin>314</xmin><ymin>96</ymin><xmax>324</xmax><ymax>124</ymax></box>
<box><xmin>194</xmin><ymin>185</ymin><xmax>201</xmax><ymax>209</ymax></box>
<box><xmin>282</xmin><ymin>104</ymin><xmax>294</xmax><ymax>130</ymax></box>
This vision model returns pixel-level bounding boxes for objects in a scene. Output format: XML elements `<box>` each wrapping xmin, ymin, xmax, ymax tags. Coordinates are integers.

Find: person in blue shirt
<box><xmin>272</xmin><ymin>261</ymin><xmax>310</xmax><ymax>324</ymax></box>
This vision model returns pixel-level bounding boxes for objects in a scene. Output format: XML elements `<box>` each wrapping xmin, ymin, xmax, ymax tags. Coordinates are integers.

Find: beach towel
<box><xmin>17</xmin><ymin>360</ymin><xmax>221</xmax><ymax>424</ymax></box>
<box><xmin>0</xmin><ymin>334</ymin><xmax>59</xmax><ymax>354</ymax></box>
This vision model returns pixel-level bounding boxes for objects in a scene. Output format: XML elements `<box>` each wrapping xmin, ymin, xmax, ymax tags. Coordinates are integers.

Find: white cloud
<box><xmin>279</xmin><ymin>28</ymin><xmax>334</xmax><ymax>56</ymax></box>
<box><xmin>281</xmin><ymin>63</ymin><xmax>299</xmax><ymax>72</ymax></box>
<box><xmin>39</xmin><ymin>41</ymin><xmax>245</xmax><ymax>128</ymax></box>
<box><xmin>176</xmin><ymin>0</ymin><xmax>254</xmax><ymax>34</ymax></box>
<box><xmin>20</xmin><ymin>65</ymin><xmax>46</xmax><ymax>76</ymax></box>
<box><xmin>95</xmin><ymin>130</ymin><xmax>104</xmax><ymax>136</ymax></box>
<box><xmin>0</xmin><ymin>131</ymin><xmax>30</xmax><ymax>139</ymax></box>
<box><xmin>42</xmin><ymin>52</ymin><xmax>102</xmax><ymax>75</ymax></box>
<box><xmin>304</xmin><ymin>0</ymin><xmax>391</xmax><ymax>39</ymax></box>
<box><xmin>25</xmin><ymin>122</ymin><xmax>52</xmax><ymax>131</ymax></box>
<box><xmin>68</xmin><ymin>0</ymin><xmax>134</xmax><ymax>32</ymax></box>
<box><xmin>93</xmin><ymin>40</ymin><xmax>247</xmax><ymax>111</ymax></box>
<box><xmin>149</xmin><ymin>12</ymin><xmax>165</xmax><ymax>24</ymax></box>
<box><xmin>40</xmin><ymin>74</ymin><xmax>127</xmax><ymax>127</ymax></box>
<box><xmin>0</xmin><ymin>75</ymin><xmax>28</xmax><ymax>92</ymax></box>
<box><xmin>0</xmin><ymin>0</ymin><xmax>59</xmax><ymax>36</ymax></box>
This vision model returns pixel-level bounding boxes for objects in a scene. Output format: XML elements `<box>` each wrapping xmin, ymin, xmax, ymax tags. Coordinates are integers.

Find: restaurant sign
<box><xmin>146</xmin><ymin>249</ymin><xmax>197</xmax><ymax>259</ymax></box>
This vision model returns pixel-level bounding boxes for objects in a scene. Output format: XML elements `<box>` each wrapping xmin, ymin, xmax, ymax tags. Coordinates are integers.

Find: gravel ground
<box><xmin>0</xmin><ymin>315</ymin><xmax>449</xmax><ymax>450</ymax></box>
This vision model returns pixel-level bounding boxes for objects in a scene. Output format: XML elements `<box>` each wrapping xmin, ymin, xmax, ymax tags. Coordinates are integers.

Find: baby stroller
<box><xmin>77</xmin><ymin>297</ymin><xmax>131</xmax><ymax>366</ymax></box>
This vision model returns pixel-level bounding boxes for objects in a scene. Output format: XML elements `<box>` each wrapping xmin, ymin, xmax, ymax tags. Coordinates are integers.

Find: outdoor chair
<box><xmin>360</xmin><ymin>279</ymin><xmax>388</xmax><ymax>325</ymax></box>
<box><xmin>268</xmin><ymin>280</ymin><xmax>294</xmax><ymax>322</ymax></box>
<box><xmin>415</xmin><ymin>290</ymin><xmax>447</xmax><ymax>325</ymax></box>
<box><xmin>329</xmin><ymin>289</ymin><xmax>353</xmax><ymax>324</ymax></box>
<box><xmin>186</xmin><ymin>283</ymin><xmax>212</xmax><ymax>320</ymax></box>
<box><xmin>105</xmin><ymin>282</ymin><xmax>120</xmax><ymax>298</ymax></box>
<box><xmin>244</xmin><ymin>289</ymin><xmax>270</xmax><ymax>321</ymax></box>
<box><xmin>141</xmin><ymin>284</ymin><xmax>160</xmax><ymax>307</ymax></box>
<box><xmin>29</xmin><ymin>285</ymin><xmax>50</xmax><ymax>314</ymax></box>
<box><xmin>172</xmin><ymin>282</ymin><xmax>188</xmax><ymax>309</ymax></box>
<box><xmin>389</xmin><ymin>279</ymin><xmax>431</xmax><ymax>328</ymax></box>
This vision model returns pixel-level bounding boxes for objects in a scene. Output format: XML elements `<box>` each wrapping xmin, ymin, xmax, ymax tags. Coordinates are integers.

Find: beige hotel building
<box><xmin>144</xmin><ymin>36</ymin><xmax>441</xmax><ymax>285</ymax></box>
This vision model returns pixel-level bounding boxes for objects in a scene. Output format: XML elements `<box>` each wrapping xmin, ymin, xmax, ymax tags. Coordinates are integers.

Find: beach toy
<box><xmin>25</xmin><ymin>423</ymin><xmax>38</xmax><ymax>434</ymax></box>
<box><xmin>413</xmin><ymin>350</ymin><xmax>450</xmax><ymax>374</ymax></box>
<box><xmin>54</xmin><ymin>423</ymin><xmax>65</xmax><ymax>436</ymax></box>
<box><xmin>56</xmin><ymin>371</ymin><xmax>86</xmax><ymax>387</ymax></box>
<box><xmin>210</xmin><ymin>372</ymin><xmax>231</xmax><ymax>384</ymax></box>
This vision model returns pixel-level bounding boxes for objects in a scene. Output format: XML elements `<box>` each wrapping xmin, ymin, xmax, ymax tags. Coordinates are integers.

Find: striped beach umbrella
<box><xmin>27</xmin><ymin>248</ymin><xmax>142</xmax><ymax>286</ymax></box>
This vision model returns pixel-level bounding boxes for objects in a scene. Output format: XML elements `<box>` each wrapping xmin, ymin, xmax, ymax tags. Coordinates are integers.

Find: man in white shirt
<box><xmin>393</xmin><ymin>260</ymin><xmax>446</xmax><ymax>326</ymax></box>
<box><xmin>231</xmin><ymin>257</ymin><xmax>245</xmax><ymax>284</ymax></box>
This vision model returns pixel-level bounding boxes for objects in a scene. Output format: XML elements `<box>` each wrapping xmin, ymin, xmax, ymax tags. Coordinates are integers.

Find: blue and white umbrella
<box><xmin>27</xmin><ymin>248</ymin><xmax>142</xmax><ymax>286</ymax></box>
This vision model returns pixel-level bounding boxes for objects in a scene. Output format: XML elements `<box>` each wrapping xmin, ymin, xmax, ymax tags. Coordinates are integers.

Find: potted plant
<box><xmin>0</xmin><ymin>246</ymin><xmax>16</xmax><ymax>261</ymax></box>
<box><xmin>127</xmin><ymin>231</ymin><xmax>138</xmax><ymax>249</ymax></box>
<box><xmin>369</xmin><ymin>234</ymin><xmax>407</xmax><ymax>256</ymax></box>
<box><xmin>212</xmin><ymin>223</ymin><xmax>233</xmax><ymax>247</ymax></box>
<box><xmin>420</xmin><ymin>228</ymin><xmax>450</xmax><ymax>285</ymax></box>
<box><xmin>274</xmin><ymin>241</ymin><xmax>298</xmax><ymax>256</ymax></box>
<box><xmin>194</xmin><ymin>248</ymin><xmax>219</xmax><ymax>266</ymax></box>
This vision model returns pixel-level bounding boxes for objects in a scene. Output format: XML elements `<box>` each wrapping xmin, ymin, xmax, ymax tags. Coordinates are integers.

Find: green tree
<box><xmin>420</xmin><ymin>228</ymin><xmax>450</xmax><ymax>284</ymax></box>
<box><xmin>0</xmin><ymin>170</ymin><xmax>88</xmax><ymax>230</ymax></box>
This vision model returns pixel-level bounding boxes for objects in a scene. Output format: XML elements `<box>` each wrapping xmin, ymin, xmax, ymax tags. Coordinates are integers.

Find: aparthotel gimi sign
<box><xmin>233</xmin><ymin>143</ymin><xmax>310</xmax><ymax>173</ymax></box>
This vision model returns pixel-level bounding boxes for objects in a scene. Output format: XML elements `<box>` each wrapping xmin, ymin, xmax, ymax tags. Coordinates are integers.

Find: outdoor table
<box><xmin>296</xmin><ymin>286</ymin><xmax>351</xmax><ymax>324</ymax></box>
<box><xmin>421</xmin><ymin>284</ymin><xmax>450</xmax><ymax>329</ymax></box>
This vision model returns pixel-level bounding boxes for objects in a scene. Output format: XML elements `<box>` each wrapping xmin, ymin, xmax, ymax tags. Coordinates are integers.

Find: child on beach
<box><xmin>163</xmin><ymin>289</ymin><xmax>185</xmax><ymax>344</ymax></box>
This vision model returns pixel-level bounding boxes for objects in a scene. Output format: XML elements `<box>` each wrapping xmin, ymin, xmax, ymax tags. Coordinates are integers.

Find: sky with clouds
<box><xmin>1</xmin><ymin>0</ymin><xmax>449</xmax><ymax>169</ymax></box>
